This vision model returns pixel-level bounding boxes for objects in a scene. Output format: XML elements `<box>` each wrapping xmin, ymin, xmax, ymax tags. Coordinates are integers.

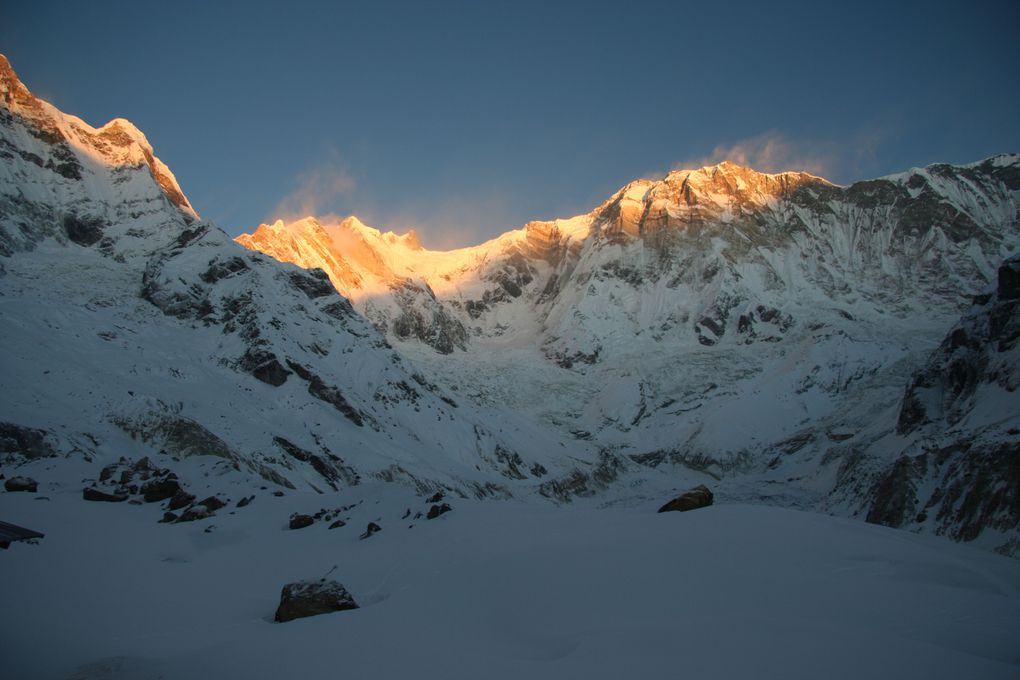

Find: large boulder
<box><xmin>274</xmin><ymin>579</ymin><xmax>359</xmax><ymax>623</ymax></box>
<box><xmin>657</xmin><ymin>485</ymin><xmax>714</xmax><ymax>513</ymax></box>
<box><xmin>4</xmin><ymin>476</ymin><xmax>38</xmax><ymax>493</ymax></box>
<box><xmin>141</xmin><ymin>478</ymin><xmax>182</xmax><ymax>503</ymax></box>
<box><xmin>83</xmin><ymin>486</ymin><xmax>128</xmax><ymax>502</ymax></box>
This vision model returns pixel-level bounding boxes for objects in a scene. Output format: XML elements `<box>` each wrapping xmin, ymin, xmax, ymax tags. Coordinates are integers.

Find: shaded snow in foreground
<box><xmin>1</xmin><ymin>473</ymin><xmax>1018</xmax><ymax>680</ymax></box>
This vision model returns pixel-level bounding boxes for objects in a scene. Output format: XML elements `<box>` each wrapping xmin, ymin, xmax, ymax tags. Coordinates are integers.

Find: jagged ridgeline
<box><xmin>2</xmin><ymin>51</ymin><xmax>1018</xmax><ymax>553</ymax></box>
<box><xmin>0</xmin><ymin>53</ymin><xmax>571</xmax><ymax>498</ymax></box>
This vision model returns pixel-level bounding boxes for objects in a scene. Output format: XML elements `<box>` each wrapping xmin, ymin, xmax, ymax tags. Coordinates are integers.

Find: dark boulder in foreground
<box><xmin>4</xmin><ymin>476</ymin><xmax>38</xmax><ymax>493</ymax></box>
<box><xmin>274</xmin><ymin>579</ymin><xmax>359</xmax><ymax>623</ymax></box>
<box><xmin>360</xmin><ymin>522</ymin><xmax>381</xmax><ymax>539</ymax></box>
<box><xmin>658</xmin><ymin>485</ymin><xmax>714</xmax><ymax>513</ymax></box>
<box><xmin>289</xmin><ymin>514</ymin><xmax>315</xmax><ymax>530</ymax></box>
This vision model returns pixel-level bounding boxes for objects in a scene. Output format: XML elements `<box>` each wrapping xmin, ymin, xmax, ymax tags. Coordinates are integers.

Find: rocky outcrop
<box><xmin>289</xmin><ymin>514</ymin><xmax>315</xmax><ymax>530</ymax></box>
<box><xmin>0</xmin><ymin>423</ymin><xmax>57</xmax><ymax>461</ymax></box>
<box><xmin>898</xmin><ymin>255</ymin><xmax>1020</xmax><ymax>434</ymax></box>
<box><xmin>274</xmin><ymin>579</ymin><xmax>359</xmax><ymax>623</ymax></box>
<box><xmin>831</xmin><ymin>255</ymin><xmax>1020</xmax><ymax>553</ymax></box>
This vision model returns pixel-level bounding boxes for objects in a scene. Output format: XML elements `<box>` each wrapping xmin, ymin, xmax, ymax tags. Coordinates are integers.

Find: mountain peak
<box><xmin>0</xmin><ymin>54</ymin><xmax>198</xmax><ymax>227</ymax></box>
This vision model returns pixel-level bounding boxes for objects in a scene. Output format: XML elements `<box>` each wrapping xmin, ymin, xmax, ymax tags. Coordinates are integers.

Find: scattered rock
<box><xmin>426</xmin><ymin>503</ymin><xmax>452</xmax><ymax>520</ymax></box>
<box><xmin>273</xmin><ymin>491</ymin><xmax>285</xmax><ymax>497</ymax></box>
<box><xmin>83</xmin><ymin>486</ymin><xmax>128</xmax><ymax>502</ymax></box>
<box><xmin>274</xmin><ymin>579</ymin><xmax>359</xmax><ymax>623</ymax></box>
<box><xmin>426</xmin><ymin>491</ymin><xmax>445</xmax><ymax>504</ymax></box>
<box><xmin>4</xmin><ymin>476</ymin><xmax>38</xmax><ymax>493</ymax></box>
<box><xmin>360</xmin><ymin>522</ymin><xmax>381</xmax><ymax>539</ymax></box>
<box><xmin>657</xmin><ymin>485</ymin><xmax>714</xmax><ymax>513</ymax></box>
<box><xmin>328</xmin><ymin>519</ymin><xmax>346</xmax><ymax>530</ymax></box>
<box><xmin>236</xmin><ymin>495</ymin><xmax>254</xmax><ymax>508</ymax></box>
<box><xmin>289</xmin><ymin>514</ymin><xmax>315</xmax><ymax>530</ymax></box>
<box><xmin>159</xmin><ymin>511</ymin><xmax>178</xmax><ymax>523</ymax></box>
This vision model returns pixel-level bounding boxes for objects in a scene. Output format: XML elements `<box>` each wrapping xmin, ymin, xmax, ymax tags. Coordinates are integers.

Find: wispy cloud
<box><xmin>374</xmin><ymin>190</ymin><xmax>518</xmax><ymax>250</ymax></box>
<box><xmin>671</xmin><ymin>129</ymin><xmax>885</xmax><ymax>183</ymax></box>
<box><xmin>269</xmin><ymin>147</ymin><xmax>357</xmax><ymax>223</ymax></box>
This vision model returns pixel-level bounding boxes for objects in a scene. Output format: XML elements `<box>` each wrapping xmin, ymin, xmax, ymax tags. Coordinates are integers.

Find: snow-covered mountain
<box><xmin>3</xmin><ymin>53</ymin><xmax>1020</xmax><ymax>680</ymax></box>
<box><xmin>238</xmin><ymin>151</ymin><xmax>1020</xmax><ymax>552</ymax></box>
<box><xmin>0</xmin><ymin>54</ymin><xmax>577</xmax><ymax>499</ymax></box>
<box><xmin>1</xmin><ymin>49</ymin><xmax>1017</xmax><ymax>554</ymax></box>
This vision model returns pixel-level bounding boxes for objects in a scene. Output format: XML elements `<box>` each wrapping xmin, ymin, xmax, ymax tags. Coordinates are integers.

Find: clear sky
<box><xmin>4</xmin><ymin>0</ymin><xmax>1018</xmax><ymax>247</ymax></box>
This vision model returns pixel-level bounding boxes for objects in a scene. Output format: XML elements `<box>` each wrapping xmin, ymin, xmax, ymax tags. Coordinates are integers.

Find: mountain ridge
<box><xmin>1</xmin><ymin>53</ymin><xmax>1017</xmax><ymax>554</ymax></box>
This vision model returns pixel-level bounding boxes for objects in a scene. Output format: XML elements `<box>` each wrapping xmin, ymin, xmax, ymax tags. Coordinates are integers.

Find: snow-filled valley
<box><xmin>3</xmin><ymin>468</ymin><xmax>1020</xmax><ymax>680</ymax></box>
<box><xmin>1</xmin><ymin>51</ymin><xmax>1019</xmax><ymax>678</ymax></box>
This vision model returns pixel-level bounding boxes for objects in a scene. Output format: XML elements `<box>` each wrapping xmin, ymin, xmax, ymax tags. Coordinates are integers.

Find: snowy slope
<box><xmin>0</xmin><ymin>54</ymin><xmax>582</xmax><ymax>499</ymax></box>
<box><xmin>2</xmin><ymin>475</ymin><xmax>1020</xmax><ymax>680</ymax></box>
<box><xmin>239</xmin><ymin>152</ymin><xmax>1020</xmax><ymax>550</ymax></box>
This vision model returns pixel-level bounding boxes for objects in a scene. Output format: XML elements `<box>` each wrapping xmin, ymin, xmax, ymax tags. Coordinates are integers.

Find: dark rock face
<box><xmin>273</xmin><ymin>436</ymin><xmax>358</xmax><ymax>490</ymax></box>
<box><xmin>289</xmin><ymin>514</ymin><xmax>314</xmax><ymax>530</ymax></box>
<box><xmin>865</xmin><ymin>456</ymin><xmax>925</xmax><ymax>528</ymax></box>
<box><xmin>4</xmin><ymin>476</ymin><xmax>37</xmax><ymax>492</ymax></box>
<box><xmin>863</xmin><ymin>441</ymin><xmax>1020</xmax><ymax>546</ymax></box>
<box><xmin>114</xmin><ymin>415</ymin><xmax>234</xmax><ymax>460</ymax></box>
<box><xmin>390</xmin><ymin>280</ymin><xmax>468</xmax><ymax>354</ymax></box>
<box><xmin>897</xmin><ymin>255</ymin><xmax>1020</xmax><ymax>434</ymax></box>
<box><xmin>252</xmin><ymin>358</ymin><xmax>290</xmax><ymax>386</ymax></box>
<box><xmin>360</xmin><ymin>522</ymin><xmax>381</xmax><ymax>539</ymax></box>
<box><xmin>285</xmin><ymin>361</ymin><xmax>365</xmax><ymax>427</ymax></box>
<box><xmin>274</xmin><ymin>579</ymin><xmax>359</xmax><ymax>623</ymax></box>
<box><xmin>287</xmin><ymin>269</ymin><xmax>335</xmax><ymax>299</ymax></box>
<box><xmin>657</xmin><ymin>485</ymin><xmax>714</xmax><ymax>513</ymax></box>
<box><xmin>200</xmin><ymin>256</ymin><xmax>249</xmax><ymax>284</ymax></box>
<box><xmin>63</xmin><ymin>213</ymin><xmax>105</xmax><ymax>246</ymax></box>
<box><xmin>236</xmin><ymin>495</ymin><xmax>254</xmax><ymax>508</ymax></box>
<box><xmin>0</xmin><ymin>422</ymin><xmax>56</xmax><ymax>460</ymax></box>
<box><xmin>83</xmin><ymin>487</ymin><xmax>127</xmax><ymax>502</ymax></box>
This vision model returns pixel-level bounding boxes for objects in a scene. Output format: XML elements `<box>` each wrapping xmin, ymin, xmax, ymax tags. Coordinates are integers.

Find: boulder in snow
<box><xmin>83</xmin><ymin>486</ymin><xmax>128</xmax><ymax>502</ymax></box>
<box><xmin>4</xmin><ymin>476</ymin><xmax>38</xmax><ymax>493</ymax></box>
<box><xmin>274</xmin><ymin>579</ymin><xmax>359</xmax><ymax>623</ymax></box>
<box><xmin>658</xmin><ymin>485</ymin><xmax>714</xmax><ymax>513</ymax></box>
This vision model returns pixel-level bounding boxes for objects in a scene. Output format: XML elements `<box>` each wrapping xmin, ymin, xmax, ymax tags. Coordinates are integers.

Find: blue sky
<box><xmin>5</xmin><ymin>0</ymin><xmax>1018</xmax><ymax>247</ymax></box>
